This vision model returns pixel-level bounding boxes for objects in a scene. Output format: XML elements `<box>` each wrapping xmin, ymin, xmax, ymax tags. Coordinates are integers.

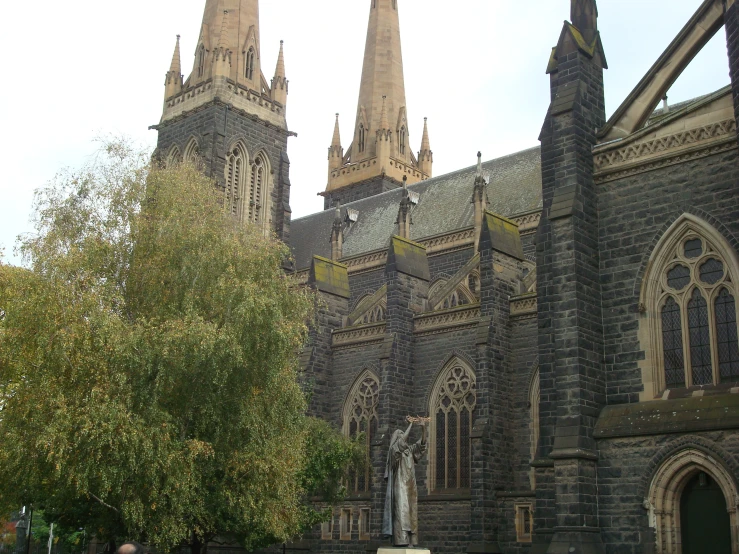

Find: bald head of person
<box><xmin>116</xmin><ymin>542</ymin><xmax>144</xmax><ymax>554</ymax></box>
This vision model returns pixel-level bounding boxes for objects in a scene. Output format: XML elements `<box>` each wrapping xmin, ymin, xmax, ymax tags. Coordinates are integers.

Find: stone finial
<box><xmin>571</xmin><ymin>0</ymin><xmax>598</xmax><ymax>42</ymax></box>
<box><xmin>170</xmin><ymin>35</ymin><xmax>182</xmax><ymax>74</ymax></box>
<box><xmin>330</xmin><ymin>202</ymin><xmax>344</xmax><ymax>261</ymax></box>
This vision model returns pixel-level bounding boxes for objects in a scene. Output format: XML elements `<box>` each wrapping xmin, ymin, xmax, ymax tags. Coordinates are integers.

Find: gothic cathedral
<box><xmin>154</xmin><ymin>1</ymin><xmax>739</xmax><ymax>553</ymax></box>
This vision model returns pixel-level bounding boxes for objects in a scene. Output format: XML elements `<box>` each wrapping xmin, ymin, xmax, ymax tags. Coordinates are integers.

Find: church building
<box><xmin>153</xmin><ymin>0</ymin><xmax>739</xmax><ymax>553</ymax></box>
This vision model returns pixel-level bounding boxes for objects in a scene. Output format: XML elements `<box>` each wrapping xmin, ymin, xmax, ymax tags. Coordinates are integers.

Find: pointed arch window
<box><xmin>398</xmin><ymin>126</ymin><xmax>406</xmax><ymax>156</ymax></box>
<box><xmin>245</xmin><ymin>47</ymin><xmax>255</xmax><ymax>80</ymax></box>
<box><xmin>248</xmin><ymin>154</ymin><xmax>269</xmax><ymax>227</ymax></box>
<box><xmin>225</xmin><ymin>144</ymin><xmax>247</xmax><ymax>222</ymax></box>
<box><xmin>429</xmin><ymin>358</ymin><xmax>476</xmax><ymax>491</ymax></box>
<box><xmin>642</xmin><ymin>216</ymin><xmax>739</xmax><ymax>395</ymax></box>
<box><xmin>165</xmin><ymin>146</ymin><xmax>181</xmax><ymax>168</ymax></box>
<box><xmin>184</xmin><ymin>138</ymin><xmax>200</xmax><ymax>163</ymax></box>
<box><xmin>343</xmin><ymin>371</ymin><xmax>380</xmax><ymax>494</ymax></box>
<box><xmin>197</xmin><ymin>45</ymin><xmax>206</xmax><ymax>78</ymax></box>
<box><xmin>358</xmin><ymin>124</ymin><xmax>366</xmax><ymax>154</ymax></box>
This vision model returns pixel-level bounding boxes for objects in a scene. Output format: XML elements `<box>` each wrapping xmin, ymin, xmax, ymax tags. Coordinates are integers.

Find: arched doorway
<box><xmin>681</xmin><ymin>471</ymin><xmax>732</xmax><ymax>554</ymax></box>
<box><xmin>645</xmin><ymin>448</ymin><xmax>739</xmax><ymax>553</ymax></box>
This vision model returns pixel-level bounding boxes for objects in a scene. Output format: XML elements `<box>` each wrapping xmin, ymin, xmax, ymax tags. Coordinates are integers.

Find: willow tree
<box><xmin>0</xmin><ymin>140</ymin><xmax>353</xmax><ymax>552</ymax></box>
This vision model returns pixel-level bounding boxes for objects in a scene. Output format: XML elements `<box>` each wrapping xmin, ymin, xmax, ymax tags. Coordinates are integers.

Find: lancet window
<box><xmin>358</xmin><ymin>125</ymin><xmax>366</xmax><ymax>153</ymax></box>
<box><xmin>225</xmin><ymin>144</ymin><xmax>247</xmax><ymax>222</ymax></box>
<box><xmin>245</xmin><ymin>47</ymin><xmax>255</xmax><ymax>80</ymax></box>
<box><xmin>343</xmin><ymin>371</ymin><xmax>380</xmax><ymax>494</ymax></box>
<box><xmin>642</xmin><ymin>216</ymin><xmax>739</xmax><ymax>395</ymax></box>
<box><xmin>248</xmin><ymin>154</ymin><xmax>268</xmax><ymax>227</ymax></box>
<box><xmin>430</xmin><ymin>358</ymin><xmax>476</xmax><ymax>491</ymax></box>
<box><xmin>398</xmin><ymin>126</ymin><xmax>406</xmax><ymax>155</ymax></box>
<box><xmin>197</xmin><ymin>45</ymin><xmax>206</xmax><ymax>77</ymax></box>
<box><xmin>165</xmin><ymin>146</ymin><xmax>181</xmax><ymax>167</ymax></box>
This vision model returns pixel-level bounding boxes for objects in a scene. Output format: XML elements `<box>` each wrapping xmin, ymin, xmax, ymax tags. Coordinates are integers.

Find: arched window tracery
<box><xmin>248</xmin><ymin>154</ymin><xmax>270</xmax><ymax>230</ymax></box>
<box><xmin>642</xmin><ymin>215</ymin><xmax>739</xmax><ymax>396</ymax></box>
<box><xmin>343</xmin><ymin>371</ymin><xmax>380</xmax><ymax>494</ymax></box>
<box><xmin>184</xmin><ymin>138</ymin><xmax>200</xmax><ymax>163</ymax></box>
<box><xmin>429</xmin><ymin>358</ymin><xmax>476</xmax><ymax>491</ymax></box>
<box><xmin>165</xmin><ymin>146</ymin><xmax>182</xmax><ymax>167</ymax></box>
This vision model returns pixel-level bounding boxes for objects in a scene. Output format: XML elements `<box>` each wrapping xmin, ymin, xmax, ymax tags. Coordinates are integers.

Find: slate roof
<box><xmin>290</xmin><ymin>146</ymin><xmax>543</xmax><ymax>270</ymax></box>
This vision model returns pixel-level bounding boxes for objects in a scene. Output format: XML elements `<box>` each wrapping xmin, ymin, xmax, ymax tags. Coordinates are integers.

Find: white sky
<box><xmin>0</xmin><ymin>0</ymin><xmax>730</xmax><ymax>265</ymax></box>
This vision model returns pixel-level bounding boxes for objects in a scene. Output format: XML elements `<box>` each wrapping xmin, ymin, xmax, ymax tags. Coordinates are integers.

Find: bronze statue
<box><xmin>382</xmin><ymin>416</ymin><xmax>429</xmax><ymax>547</ymax></box>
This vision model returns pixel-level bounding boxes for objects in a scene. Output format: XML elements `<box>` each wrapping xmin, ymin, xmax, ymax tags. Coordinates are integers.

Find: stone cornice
<box><xmin>331</xmin><ymin>323</ymin><xmax>386</xmax><ymax>349</ymax></box>
<box><xmin>593</xmin><ymin>118</ymin><xmax>737</xmax><ymax>184</ymax></box>
<box><xmin>414</xmin><ymin>304</ymin><xmax>481</xmax><ymax>336</ymax></box>
<box><xmin>292</xmin><ymin>212</ymin><xmax>541</xmax><ymax>275</ymax></box>
<box><xmin>510</xmin><ymin>293</ymin><xmax>537</xmax><ymax>319</ymax></box>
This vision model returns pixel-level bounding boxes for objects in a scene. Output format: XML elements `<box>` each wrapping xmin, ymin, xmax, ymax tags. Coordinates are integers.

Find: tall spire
<box><xmin>418</xmin><ymin>117</ymin><xmax>432</xmax><ymax>176</ymax></box>
<box><xmin>164</xmin><ymin>35</ymin><xmax>183</xmax><ymax>100</ymax></box>
<box><xmin>355</xmin><ymin>0</ymin><xmax>408</xmax><ymax>162</ymax></box>
<box><xmin>272</xmin><ymin>40</ymin><xmax>288</xmax><ymax>106</ymax></box>
<box><xmin>324</xmin><ymin>0</ymin><xmax>431</xmax><ymax>199</ymax></box>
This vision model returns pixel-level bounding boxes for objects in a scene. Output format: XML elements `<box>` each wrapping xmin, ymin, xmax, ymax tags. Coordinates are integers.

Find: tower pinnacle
<box><xmin>164</xmin><ymin>35</ymin><xmax>183</xmax><ymax>100</ymax></box>
<box><xmin>418</xmin><ymin>117</ymin><xmax>432</xmax><ymax>176</ymax></box>
<box><xmin>272</xmin><ymin>40</ymin><xmax>288</xmax><ymax>106</ymax></box>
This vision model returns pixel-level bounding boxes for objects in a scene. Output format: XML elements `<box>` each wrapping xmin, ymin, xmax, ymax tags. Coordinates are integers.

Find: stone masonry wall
<box><xmin>597</xmin><ymin>149</ymin><xmax>739</xmax><ymax>404</ymax></box>
<box><xmin>156</xmin><ymin>103</ymin><xmax>292</xmax><ymax>242</ymax></box>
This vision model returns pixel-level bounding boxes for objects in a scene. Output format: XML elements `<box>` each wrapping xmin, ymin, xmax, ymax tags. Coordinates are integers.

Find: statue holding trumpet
<box><xmin>382</xmin><ymin>415</ymin><xmax>430</xmax><ymax>547</ymax></box>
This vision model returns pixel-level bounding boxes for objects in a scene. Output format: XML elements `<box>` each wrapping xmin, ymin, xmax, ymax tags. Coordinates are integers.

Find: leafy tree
<box><xmin>0</xmin><ymin>140</ymin><xmax>357</xmax><ymax>552</ymax></box>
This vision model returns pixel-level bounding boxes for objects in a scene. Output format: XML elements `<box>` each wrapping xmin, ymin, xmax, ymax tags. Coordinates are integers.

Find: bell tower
<box><xmin>322</xmin><ymin>0</ymin><xmax>432</xmax><ymax>210</ymax></box>
<box><xmin>152</xmin><ymin>0</ymin><xmax>293</xmax><ymax>242</ymax></box>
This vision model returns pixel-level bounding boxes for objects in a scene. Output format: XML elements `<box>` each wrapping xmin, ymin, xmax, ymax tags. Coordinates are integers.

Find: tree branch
<box><xmin>89</xmin><ymin>493</ymin><xmax>120</xmax><ymax>514</ymax></box>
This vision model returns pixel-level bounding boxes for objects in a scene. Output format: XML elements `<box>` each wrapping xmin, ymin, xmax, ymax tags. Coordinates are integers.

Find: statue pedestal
<box><xmin>377</xmin><ymin>546</ymin><xmax>431</xmax><ymax>554</ymax></box>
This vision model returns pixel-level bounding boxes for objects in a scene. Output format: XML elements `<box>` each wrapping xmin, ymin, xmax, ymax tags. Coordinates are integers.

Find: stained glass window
<box><xmin>716</xmin><ymin>288</ymin><xmax>739</xmax><ymax>383</ymax></box>
<box><xmin>684</xmin><ymin>239</ymin><xmax>703</xmax><ymax>259</ymax></box>
<box><xmin>688</xmin><ymin>289</ymin><xmax>712</xmax><ymax>385</ymax></box>
<box><xmin>662</xmin><ymin>297</ymin><xmax>685</xmax><ymax>387</ymax></box>
<box><xmin>667</xmin><ymin>265</ymin><xmax>691</xmax><ymax>290</ymax></box>
<box><xmin>431</xmin><ymin>361</ymin><xmax>476</xmax><ymax>491</ymax></box>
<box><xmin>699</xmin><ymin>259</ymin><xmax>724</xmax><ymax>285</ymax></box>
<box><xmin>344</xmin><ymin>373</ymin><xmax>379</xmax><ymax>494</ymax></box>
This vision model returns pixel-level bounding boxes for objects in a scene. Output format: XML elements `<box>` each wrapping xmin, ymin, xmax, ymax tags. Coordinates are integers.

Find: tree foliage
<box><xmin>0</xmin><ymin>140</ymin><xmax>357</xmax><ymax>552</ymax></box>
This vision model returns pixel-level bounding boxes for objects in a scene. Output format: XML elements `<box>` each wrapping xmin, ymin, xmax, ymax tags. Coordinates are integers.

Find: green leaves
<box><xmin>0</xmin><ymin>138</ymin><xmax>345</xmax><ymax>552</ymax></box>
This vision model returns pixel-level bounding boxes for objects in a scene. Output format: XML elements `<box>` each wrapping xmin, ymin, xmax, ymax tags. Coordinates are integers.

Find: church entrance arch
<box><xmin>680</xmin><ymin>472</ymin><xmax>732</xmax><ymax>554</ymax></box>
<box><xmin>645</xmin><ymin>448</ymin><xmax>739</xmax><ymax>554</ymax></box>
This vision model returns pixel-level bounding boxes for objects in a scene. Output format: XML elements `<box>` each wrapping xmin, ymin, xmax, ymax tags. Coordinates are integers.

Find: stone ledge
<box><xmin>594</xmin><ymin>393</ymin><xmax>739</xmax><ymax>439</ymax></box>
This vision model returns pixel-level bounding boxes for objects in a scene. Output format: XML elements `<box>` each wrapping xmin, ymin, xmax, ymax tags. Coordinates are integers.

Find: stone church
<box><xmin>153</xmin><ymin>0</ymin><xmax>739</xmax><ymax>552</ymax></box>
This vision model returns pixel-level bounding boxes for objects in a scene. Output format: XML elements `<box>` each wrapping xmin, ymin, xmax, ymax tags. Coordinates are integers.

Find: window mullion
<box><xmin>707</xmin><ymin>289</ymin><xmax>720</xmax><ymax>385</ymax></box>
<box><xmin>444</xmin><ymin>410</ymin><xmax>449</xmax><ymax>490</ymax></box>
<box><xmin>681</xmin><ymin>293</ymin><xmax>693</xmax><ymax>388</ymax></box>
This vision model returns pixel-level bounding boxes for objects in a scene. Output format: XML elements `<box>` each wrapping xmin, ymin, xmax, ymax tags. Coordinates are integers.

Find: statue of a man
<box><xmin>382</xmin><ymin>420</ymin><xmax>427</xmax><ymax>547</ymax></box>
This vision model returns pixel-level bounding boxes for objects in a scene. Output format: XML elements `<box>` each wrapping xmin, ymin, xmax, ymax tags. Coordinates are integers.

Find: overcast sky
<box><xmin>0</xmin><ymin>0</ymin><xmax>730</xmax><ymax>265</ymax></box>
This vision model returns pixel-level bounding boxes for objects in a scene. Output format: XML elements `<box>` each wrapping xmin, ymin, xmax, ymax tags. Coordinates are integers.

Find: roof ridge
<box><xmin>291</xmin><ymin>144</ymin><xmax>542</xmax><ymax>223</ymax></box>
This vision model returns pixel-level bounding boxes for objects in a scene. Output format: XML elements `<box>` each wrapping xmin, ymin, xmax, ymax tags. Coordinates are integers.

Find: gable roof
<box><xmin>290</xmin><ymin>146</ymin><xmax>542</xmax><ymax>270</ymax></box>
